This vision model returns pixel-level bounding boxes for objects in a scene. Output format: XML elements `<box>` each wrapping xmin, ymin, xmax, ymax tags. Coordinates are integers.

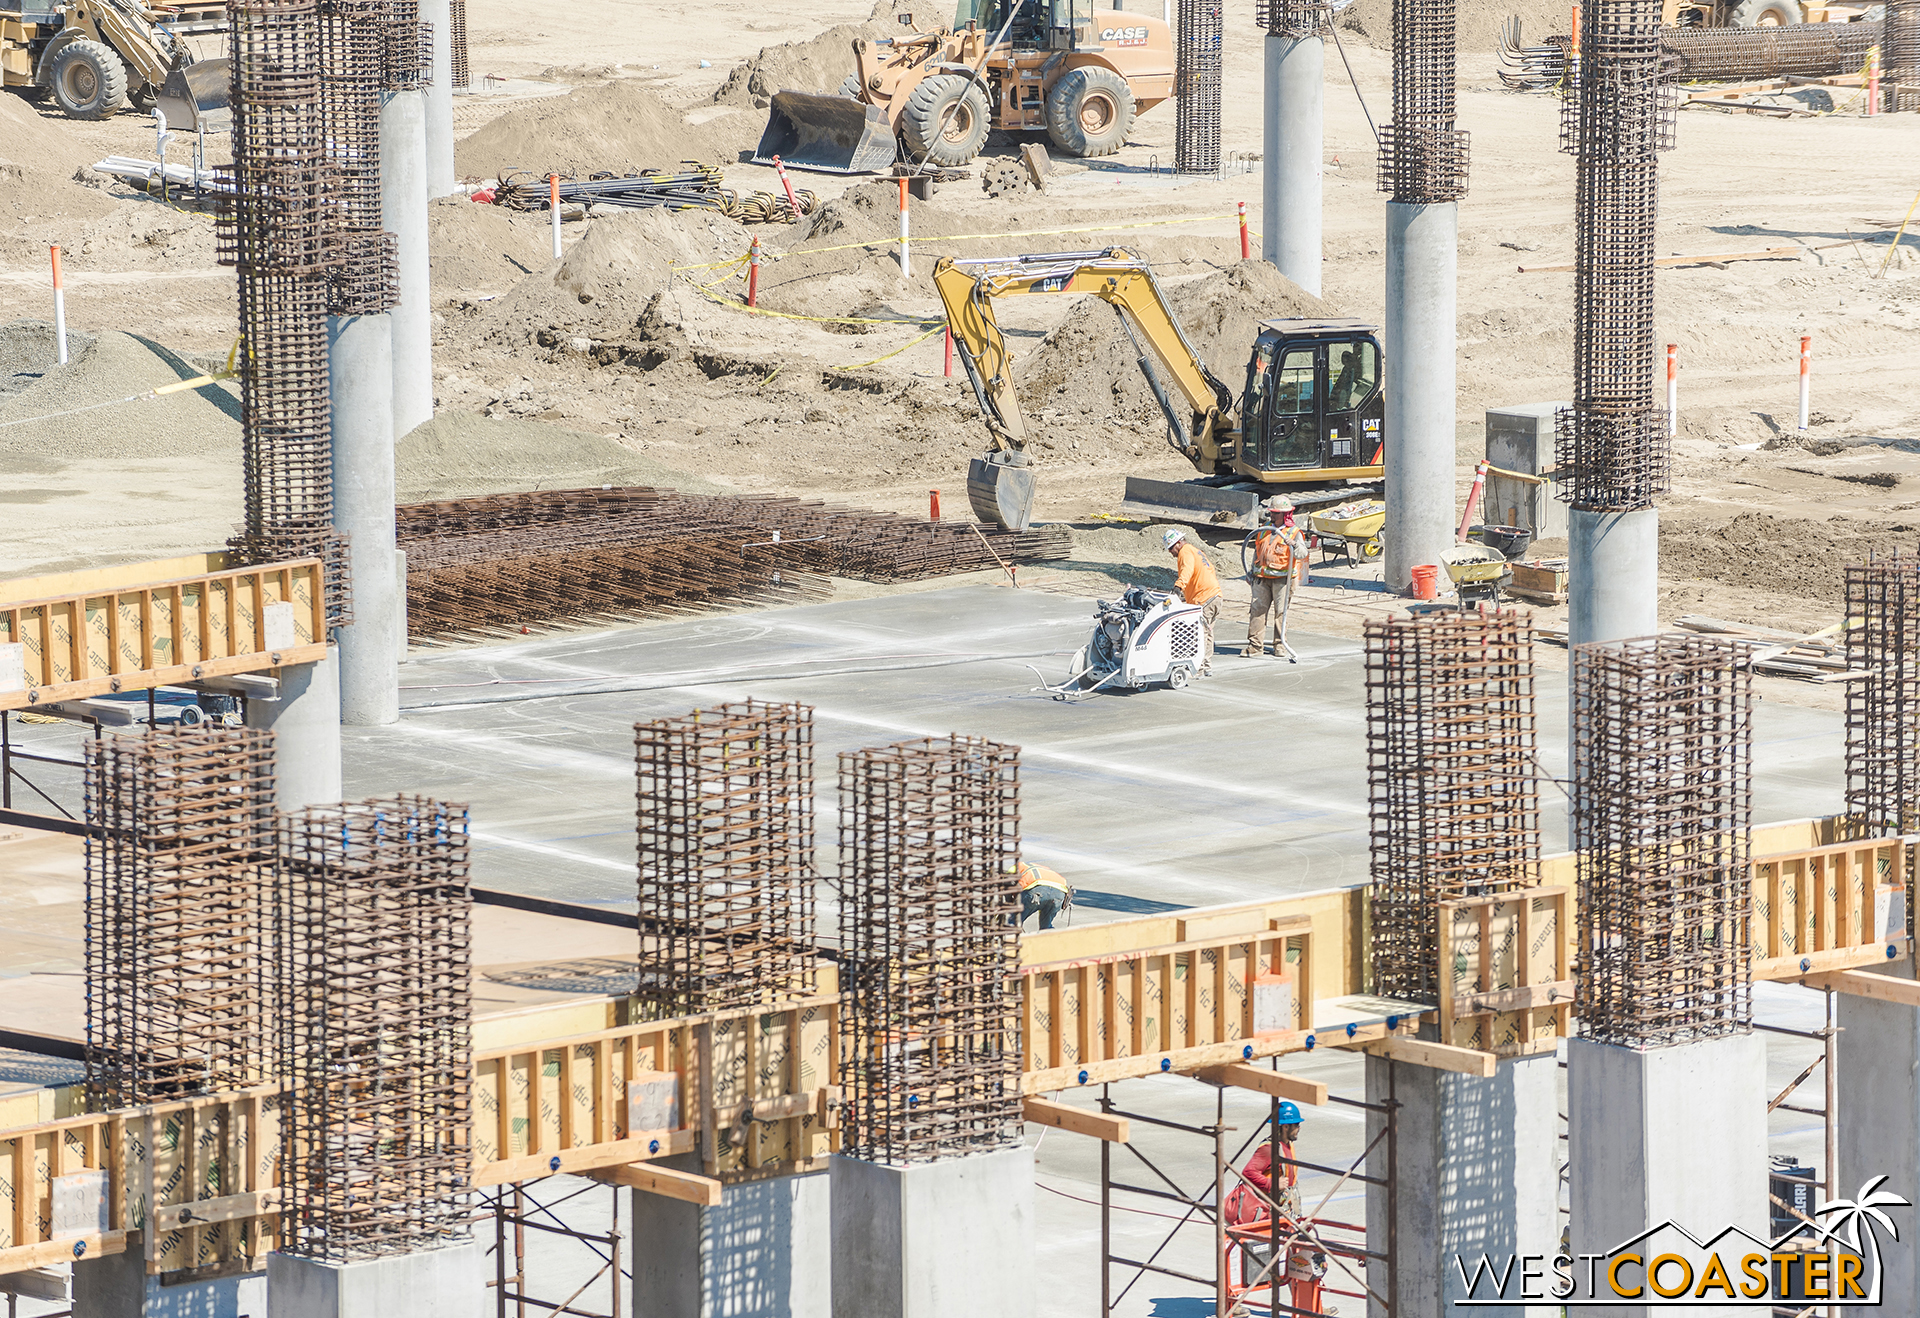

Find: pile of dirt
<box><xmin>754</xmin><ymin>179</ymin><xmax>964</xmax><ymax>319</ymax></box>
<box><xmin>1660</xmin><ymin>510</ymin><xmax>1914</xmax><ymax>604</ymax></box>
<box><xmin>1015</xmin><ymin>259</ymin><xmax>1339</xmax><ymax>422</ymax></box>
<box><xmin>0</xmin><ymin>325</ymin><xmax>240</xmax><ymax>463</ymax></box>
<box><xmin>1338</xmin><ymin>0</ymin><xmax>1567</xmax><ymax>54</ymax></box>
<box><xmin>428</xmin><ymin>196</ymin><xmax>557</xmax><ymax>295</ymax></box>
<box><xmin>0</xmin><ymin>98</ymin><xmax>120</xmax><ymax>226</ymax></box>
<box><xmin>708</xmin><ymin>0</ymin><xmax>915</xmax><ymax>107</ymax></box>
<box><xmin>396</xmin><ymin>411</ymin><xmax>725</xmax><ymax>502</ymax></box>
<box><xmin>452</xmin><ymin>82</ymin><xmax>757</xmax><ymax>180</ymax></box>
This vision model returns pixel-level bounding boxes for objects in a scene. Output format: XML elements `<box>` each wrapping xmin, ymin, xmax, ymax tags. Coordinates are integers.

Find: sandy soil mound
<box><xmin>429</xmin><ymin>196</ymin><xmax>557</xmax><ymax>295</ymax></box>
<box><xmin>396</xmin><ymin>411</ymin><xmax>725</xmax><ymax>502</ymax></box>
<box><xmin>0</xmin><ymin>324</ymin><xmax>240</xmax><ymax>464</ymax></box>
<box><xmin>452</xmin><ymin>82</ymin><xmax>757</xmax><ymax>180</ymax></box>
<box><xmin>710</xmin><ymin>23</ymin><xmax>874</xmax><ymax>108</ymax></box>
<box><xmin>1339</xmin><ymin>0</ymin><xmax>1568</xmax><ymax>53</ymax></box>
<box><xmin>755</xmin><ymin>179</ymin><xmax>965</xmax><ymax>320</ymax></box>
<box><xmin>1661</xmin><ymin>510</ymin><xmax>1917</xmax><ymax>604</ymax></box>
<box><xmin>1015</xmin><ymin>259</ymin><xmax>1339</xmax><ymax>422</ymax></box>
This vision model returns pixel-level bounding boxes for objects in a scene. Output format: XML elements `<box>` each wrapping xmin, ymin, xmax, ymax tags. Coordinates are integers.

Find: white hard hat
<box><xmin>1161</xmin><ymin>528</ymin><xmax>1185</xmax><ymax>549</ymax></box>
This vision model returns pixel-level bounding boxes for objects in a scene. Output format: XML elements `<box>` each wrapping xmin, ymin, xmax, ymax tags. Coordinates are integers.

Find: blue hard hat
<box><xmin>1276</xmin><ymin>1101</ymin><xmax>1303</xmax><ymax>1124</ymax></box>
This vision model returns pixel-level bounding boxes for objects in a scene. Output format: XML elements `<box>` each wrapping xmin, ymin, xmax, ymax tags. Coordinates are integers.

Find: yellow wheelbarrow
<box><xmin>1307</xmin><ymin>500</ymin><xmax>1385</xmax><ymax>566</ymax></box>
<box><xmin>1440</xmin><ymin>542</ymin><xmax>1511</xmax><ymax>609</ymax></box>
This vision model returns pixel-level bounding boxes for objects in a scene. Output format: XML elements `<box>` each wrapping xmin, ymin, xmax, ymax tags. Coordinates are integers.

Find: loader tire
<box><xmin>900</xmin><ymin>74</ymin><xmax>990</xmax><ymax>167</ymax></box>
<box><xmin>49</xmin><ymin>40</ymin><xmax>127</xmax><ymax>119</ymax></box>
<box><xmin>1045</xmin><ymin>65</ymin><xmax>1134</xmax><ymax>158</ymax></box>
<box><xmin>836</xmin><ymin>74</ymin><xmax>864</xmax><ymax>98</ymax></box>
<box><xmin>1728</xmin><ymin>0</ymin><xmax>1798</xmax><ymax>24</ymax></box>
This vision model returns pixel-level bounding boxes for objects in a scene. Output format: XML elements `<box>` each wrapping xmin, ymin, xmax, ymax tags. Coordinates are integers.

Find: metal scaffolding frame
<box><xmin>482</xmin><ymin>1181</ymin><xmax>624</xmax><ymax>1318</ymax></box>
<box><xmin>1364</xmin><ymin>610</ymin><xmax>1540</xmax><ymax>1004</ymax></box>
<box><xmin>633</xmin><ymin>700</ymin><xmax>817</xmax><ymax>1019</ymax></box>
<box><xmin>82</xmin><ymin>726</ymin><xmax>277</xmax><ymax>1109</ymax></box>
<box><xmin>1571</xmin><ymin>634</ymin><xmax>1754</xmax><ymax>1047</ymax></box>
<box><xmin>275</xmin><ymin>796</ymin><xmax>474</xmax><ymax>1260</ymax></box>
<box><xmin>837</xmin><ymin>735</ymin><xmax>1023</xmax><ymax>1164</ymax></box>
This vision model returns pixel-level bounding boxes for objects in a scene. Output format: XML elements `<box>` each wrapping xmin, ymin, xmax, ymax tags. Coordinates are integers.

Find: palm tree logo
<box><xmin>1806</xmin><ymin>1176</ymin><xmax>1912</xmax><ymax>1304</ymax></box>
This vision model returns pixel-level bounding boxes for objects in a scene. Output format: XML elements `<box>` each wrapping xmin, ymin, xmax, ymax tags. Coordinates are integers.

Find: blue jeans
<box><xmin>1022</xmin><ymin>887</ymin><xmax>1066</xmax><ymax>930</ymax></box>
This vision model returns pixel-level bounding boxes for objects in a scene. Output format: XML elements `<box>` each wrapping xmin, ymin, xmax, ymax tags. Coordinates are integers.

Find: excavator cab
<box><xmin>1238</xmin><ymin>321</ymin><xmax>1385</xmax><ymax>478</ymax></box>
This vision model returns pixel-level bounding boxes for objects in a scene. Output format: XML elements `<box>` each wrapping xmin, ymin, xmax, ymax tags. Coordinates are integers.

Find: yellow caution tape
<box><xmin>831</xmin><ymin>323</ymin><xmax>945</xmax><ymax>372</ymax></box>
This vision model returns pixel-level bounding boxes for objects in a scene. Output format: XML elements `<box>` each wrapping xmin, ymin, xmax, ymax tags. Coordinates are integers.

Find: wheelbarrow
<box><xmin>1441</xmin><ymin>542</ymin><xmax>1511</xmax><ymax>609</ymax></box>
<box><xmin>1307</xmin><ymin>500</ymin><xmax>1385</xmax><ymax>566</ymax></box>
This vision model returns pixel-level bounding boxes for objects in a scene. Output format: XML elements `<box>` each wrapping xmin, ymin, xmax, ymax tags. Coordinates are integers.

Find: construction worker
<box><xmin>1226</xmin><ymin>1103</ymin><xmax>1330</xmax><ymax>1314</ymax></box>
<box><xmin>1161</xmin><ymin>527</ymin><xmax>1220</xmax><ymax>677</ymax></box>
<box><xmin>1016</xmin><ymin>861</ymin><xmax>1073</xmax><ymax>930</ymax></box>
<box><xmin>1245</xmin><ymin>507</ymin><xmax>1309</xmax><ymax>662</ymax></box>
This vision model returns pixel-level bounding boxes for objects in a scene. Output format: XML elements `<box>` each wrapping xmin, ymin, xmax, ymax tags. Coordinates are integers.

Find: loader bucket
<box><xmin>155</xmin><ymin>58</ymin><xmax>231</xmax><ymax>133</ymax></box>
<box><xmin>967</xmin><ymin>457</ymin><xmax>1037</xmax><ymax>532</ymax></box>
<box><xmin>753</xmin><ymin>90</ymin><xmax>898</xmax><ymax>174</ymax></box>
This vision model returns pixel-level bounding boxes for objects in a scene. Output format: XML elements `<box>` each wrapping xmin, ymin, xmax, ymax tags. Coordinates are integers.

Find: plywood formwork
<box><xmin>0</xmin><ymin>558</ymin><xmax>328</xmax><ymax>712</ymax></box>
<box><xmin>1748</xmin><ymin>836</ymin><xmax>1910</xmax><ymax>979</ymax></box>
<box><xmin>1437</xmin><ymin>886</ymin><xmax>1572</xmax><ymax>1057</ymax></box>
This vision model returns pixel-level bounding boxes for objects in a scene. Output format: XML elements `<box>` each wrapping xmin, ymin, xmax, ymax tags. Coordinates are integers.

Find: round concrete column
<box><xmin>381</xmin><ymin>88</ymin><xmax>434</xmax><ymax>439</ymax></box>
<box><xmin>1262</xmin><ymin>31</ymin><xmax>1323</xmax><ymax>296</ymax></box>
<box><xmin>1568</xmin><ymin>505</ymin><xmax>1659</xmax><ymax>647</ymax></box>
<box><xmin>1383</xmin><ymin>200</ymin><xmax>1458</xmax><ymax>593</ymax></box>
<box><xmin>422</xmin><ymin>0</ymin><xmax>455</xmax><ymax>196</ymax></box>
<box><xmin>329</xmin><ymin>312</ymin><xmax>401</xmax><ymax>726</ymax></box>
<box><xmin>245</xmin><ymin>648</ymin><xmax>344</xmax><ymax>811</ymax></box>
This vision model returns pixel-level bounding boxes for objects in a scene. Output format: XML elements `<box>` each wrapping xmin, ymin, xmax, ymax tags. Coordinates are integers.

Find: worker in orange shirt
<box><xmin>1016</xmin><ymin>861</ymin><xmax>1073</xmax><ymax>930</ymax></box>
<box><xmin>1160</xmin><ymin>527</ymin><xmax>1220</xmax><ymax>678</ymax></box>
<box><xmin>1226</xmin><ymin>1104</ymin><xmax>1330</xmax><ymax>1314</ymax></box>
<box><xmin>1245</xmin><ymin>507</ymin><xmax>1309</xmax><ymax>662</ymax></box>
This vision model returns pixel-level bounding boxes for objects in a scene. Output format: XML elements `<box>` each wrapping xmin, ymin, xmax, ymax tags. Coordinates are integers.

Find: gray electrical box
<box><xmin>1484</xmin><ymin>403</ymin><xmax>1568</xmax><ymax>542</ymax></box>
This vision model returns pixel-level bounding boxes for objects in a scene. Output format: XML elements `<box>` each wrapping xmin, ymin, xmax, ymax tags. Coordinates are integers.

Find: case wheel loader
<box><xmin>932</xmin><ymin>248</ymin><xmax>1389</xmax><ymax>532</ymax></box>
<box><xmin>2</xmin><ymin>0</ymin><xmax>225</xmax><ymax>120</ymax></box>
<box><xmin>755</xmin><ymin>0</ymin><xmax>1174</xmax><ymax>173</ymax></box>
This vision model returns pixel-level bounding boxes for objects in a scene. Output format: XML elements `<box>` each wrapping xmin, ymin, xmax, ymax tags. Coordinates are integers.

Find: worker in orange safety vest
<box><xmin>1161</xmin><ymin>527</ymin><xmax>1221</xmax><ymax>678</ymax></box>
<box><xmin>1016</xmin><ymin>861</ymin><xmax>1073</xmax><ymax>930</ymax></box>
<box><xmin>1244</xmin><ymin>507</ymin><xmax>1309</xmax><ymax>662</ymax></box>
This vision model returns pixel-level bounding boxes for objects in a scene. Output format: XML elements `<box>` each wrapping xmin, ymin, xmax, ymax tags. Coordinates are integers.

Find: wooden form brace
<box><xmin>1437</xmin><ymin>886</ymin><xmax>1572</xmax><ymax>1058</ymax></box>
<box><xmin>1750</xmin><ymin>837</ymin><xmax>1910</xmax><ymax>981</ymax></box>
<box><xmin>0</xmin><ymin>559</ymin><xmax>328</xmax><ymax>712</ymax></box>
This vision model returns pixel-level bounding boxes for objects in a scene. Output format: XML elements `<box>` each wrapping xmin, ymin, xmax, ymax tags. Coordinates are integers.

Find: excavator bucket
<box><xmin>155</xmin><ymin>58</ymin><xmax>230</xmax><ymax>133</ymax></box>
<box><xmin>753</xmin><ymin>90</ymin><xmax>898</xmax><ymax>174</ymax></box>
<box><xmin>967</xmin><ymin>457</ymin><xmax>1037</xmax><ymax>532</ymax></box>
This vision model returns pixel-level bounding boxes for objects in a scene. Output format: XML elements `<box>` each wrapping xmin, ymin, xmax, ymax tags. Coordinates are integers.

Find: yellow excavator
<box><xmin>932</xmin><ymin>248</ymin><xmax>1387</xmax><ymax>531</ymax></box>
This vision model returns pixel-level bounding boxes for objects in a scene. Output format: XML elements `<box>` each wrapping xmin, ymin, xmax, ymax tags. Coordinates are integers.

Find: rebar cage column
<box><xmin>1571</xmin><ymin>635</ymin><xmax>1754</xmax><ymax>1047</ymax></box>
<box><xmin>838</xmin><ymin>736</ymin><xmax>1023</xmax><ymax>1164</ymax></box>
<box><xmin>633</xmin><ymin>700</ymin><xmax>818</xmax><ymax>1018</ymax></box>
<box><xmin>1888</xmin><ymin>0</ymin><xmax>1919</xmax><ymax>111</ymax></box>
<box><xmin>1376</xmin><ymin>0</ymin><xmax>1468</xmax><ymax>201</ymax></box>
<box><xmin>1175</xmin><ymin>0</ymin><xmax>1223</xmax><ymax>174</ymax></box>
<box><xmin>84</xmin><ymin>726</ymin><xmax>278</xmax><ymax>1109</ymax></box>
<box><xmin>1845</xmin><ymin>551</ymin><xmax>1920</xmax><ymax>838</ymax></box>
<box><xmin>276</xmin><ymin>796</ymin><xmax>474</xmax><ymax>1260</ymax></box>
<box><xmin>1365</xmin><ymin>610</ymin><xmax>1540</xmax><ymax>1003</ymax></box>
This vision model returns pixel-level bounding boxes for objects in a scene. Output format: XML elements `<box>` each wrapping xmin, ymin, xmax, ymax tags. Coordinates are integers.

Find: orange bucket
<box><xmin>1410</xmin><ymin>564</ymin><xmax>1439</xmax><ymax>601</ymax></box>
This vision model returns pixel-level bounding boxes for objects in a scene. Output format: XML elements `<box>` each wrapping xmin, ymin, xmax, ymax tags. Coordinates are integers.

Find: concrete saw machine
<box><xmin>1030</xmin><ymin>585</ymin><xmax>1204</xmax><ymax>700</ymax></box>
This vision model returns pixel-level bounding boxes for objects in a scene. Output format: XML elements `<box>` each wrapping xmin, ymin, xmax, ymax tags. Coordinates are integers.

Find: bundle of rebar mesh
<box><xmin>1378</xmin><ymin>0</ymin><xmax>1469</xmax><ymax>201</ymax></box>
<box><xmin>838</xmin><ymin>736</ymin><xmax>1023</xmax><ymax>1164</ymax></box>
<box><xmin>1571</xmin><ymin>635</ymin><xmax>1753</xmax><ymax>1047</ymax></box>
<box><xmin>276</xmin><ymin>796</ymin><xmax>473</xmax><ymax>1260</ymax></box>
<box><xmin>84</xmin><ymin>727</ymin><xmax>278</xmax><ymax>1109</ymax></box>
<box><xmin>1555</xmin><ymin>0</ymin><xmax>1673</xmax><ymax>513</ymax></box>
<box><xmin>1365</xmin><ymin>610</ymin><xmax>1539</xmax><ymax>1004</ymax></box>
<box><xmin>493</xmin><ymin>168</ymin><xmax>817</xmax><ymax>223</ymax></box>
<box><xmin>633</xmin><ymin>701</ymin><xmax>819</xmax><ymax>1019</ymax></box>
<box><xmin>1499</xmin><ymin>18</ymin><xmax>1886</xmax><ymax>91</ymax></box>
<box><xmin>1175</xmin><ymin>0</ymin><xmax>1223</xmax><ymax>173</ymax></box>
<box><xmin>395</xmin><ymin>486</ymin><xmax>1072</xmax><ymax>642</ymax></box>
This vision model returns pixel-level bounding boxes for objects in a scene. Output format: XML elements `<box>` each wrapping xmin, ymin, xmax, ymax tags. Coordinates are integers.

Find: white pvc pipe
<box><xmin>50</xmin><ymin>245</ymin><xmax>67</xmax><ymax>365</ymax></box>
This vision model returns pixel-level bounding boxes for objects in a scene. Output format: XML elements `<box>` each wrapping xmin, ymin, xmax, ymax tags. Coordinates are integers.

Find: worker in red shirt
<box><xmin>1226</xmin><ymin>1103</ymin><xmax>1330</xmax><ymax>1314</ymax></box>
<box><xmin>1161</xmin><ymin>527</ymin><xmax>1221</xmax><ymax>678</ymax></box>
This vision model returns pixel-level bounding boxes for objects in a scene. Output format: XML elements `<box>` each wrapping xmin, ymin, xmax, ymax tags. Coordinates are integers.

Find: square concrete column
<box><xmin>630</xmin><ymin>1161</ymin><xmax>830</xmax><ymax>1318</ymax></box>
<box><xmin>1837</xmin><ymin>961</ymin><xmax>1920</xmax><ymax>1317</ymax></box>
<box><xmin>1567</xmin><ymin>1033</ymin><xmax>1768</xmax><ymax>1318</ymax></box>
<box><xmin>1364</xmin><ymin>1051</ymin><xmax>1560</xmax><ymax>1317</ymax></box>
<box><xmin>266</xmin><ymin>1241</ymin><xmax>482</xmax><ymax>1318</ymax></box>
<box><xmin>71</xmin><ymin>1250</ymin><xmax>265</xmax><ymax>1317</ymax></box>
<box><xmin>243</xmin><ymin>648</ymin><xmax>342</xmax><ymax>812</ymax></box>
<box><xmin>830</xmin><ymin>1146</ymin><xmax>1033</xmax><ymax>1318</ymax></box>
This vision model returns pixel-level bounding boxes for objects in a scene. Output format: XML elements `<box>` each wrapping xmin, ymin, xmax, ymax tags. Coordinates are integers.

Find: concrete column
<box><xmin>380</xmin><ymin>88</ymin><xmax>433</xmax><ymax>440</ymax></box>
<box><xmin>1383</xmin><ymin>200</ymin><xmax>1458</xmax><ymax>593</ymax></box>
<box><xmin>830</xmin><ymin>1146</ymin><xmax>1033</xmax><ymax>1318</ymax></box>
<box><xmin>1837</xmin><ymin>958</ymin><xmax>1919</xmax><ymax>1317</ymax></box>
<box><xmin>327</xmin><ymin>313</ymin><xmax>400</xmax><ymax>726</ymax></box>
<box><xmin>72</xmin><ymin>1250</ymin><xmax>265</xmax><ymax>1316</ymax></box>
<box><xmin>1262</xmin><ymin>31</ymin><xmax>1323</xmax><ymax>296</ymax></box>
<box><xmin>631</xmin><ymin>1163</ymin><xmax>830</xmax><ymax>1318</ymax></box>
<box><xmin>1364</xmin><ymin>1051</ymin><xmax>1560</xmax><ymax>1317</ymax></box>
<box><xmin>1567</xmin><ymin>1034</ymin><xmax>1768</xmax><ymax>1318</ymax></box>
<box><xmin>245</xmin><ymin>648</ymin><xmax>343</xmax><ymax>811</ymax></box>
<box><xmin>421</xmin><ymin>0</ymin><xmax>455</xmax><ymax>197</ymax></box>
<box><xmin>1567</xmin><ymin>506</ymin><xmax>1658</xmax><ymax>647</ymax></box>
<box><xmin>267</xmin><ymin>1241</ymin><xmax>482</xmax><ymax>1318</ymax></box>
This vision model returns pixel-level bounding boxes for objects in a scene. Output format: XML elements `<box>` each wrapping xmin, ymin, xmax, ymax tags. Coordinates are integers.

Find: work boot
<box><xmin>1244</xmin><ymin>642</ymin><xmax>1268</xmax><ymax>657</ymax></box>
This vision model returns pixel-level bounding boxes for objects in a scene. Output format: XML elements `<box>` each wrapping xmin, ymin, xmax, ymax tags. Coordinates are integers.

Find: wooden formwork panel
<box><xmin>1438</xmin><ymin>887</ymin><xmax>1572</xmax><ymax>1058</ymax></box>
<box><xmin>1751</xmin><ymin>837</ymin><xmax>1909</xmax><ymax>979</ymax></box>
<box><xmin>0</xmin><ymin>560</ymin><xmax>328</xmax><ymax>710</ymax></box>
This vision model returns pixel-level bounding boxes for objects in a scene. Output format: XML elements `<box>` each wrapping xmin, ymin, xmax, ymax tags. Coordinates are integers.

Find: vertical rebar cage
<box><xmin>84</xmin><ymin>727</ymin><xmax>278</xmax><ymax>1109</ymax></box>
<box><xmin>1845</xmin><ymin>550</ymin><xmax>1920</xmax><ymax>838</ymax></box>
<box><xmin>1888</xmin><ymin>0</ymin><xmax>1920</xmax><ymax>112</ymax></box>
<box><xmin>838</xmin><ymin>736</ymin><xmax>1023</xmax><ymax>1164</ymax></box>
<box><xmin>1365</xmin><ymin>610</ymin><xmax>1539</xmax><ymax>1002</ymax></box>
<box><xmin>1377</xmin><ymin>0</ymin><xmax>1469</xmax><ymax>201</ymax></box>
<box><xmin>276</xmin><ymin>796</ymin><xmax>474</xmax><ymax>1261</ymax></box>
<box><xmin>633</xmin><ymin>700</ymin><xmax>818</xmax><ymax>1018</ymax></box>
<box><xmin>1175</xmin><ymin>0</ymin><xmax>1223</xmax><ymax>174</ymax></box>
<box><xmin>1571</xmin><ymin>635</ymin><xmax>1754</xmax><ymax>1047</ymax></box>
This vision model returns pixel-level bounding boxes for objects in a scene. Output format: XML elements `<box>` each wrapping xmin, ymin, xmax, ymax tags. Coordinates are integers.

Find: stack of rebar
<box><xmin>1175</xmin><ymin>0</ymin><xmax>1223</xmax><ymax>174</ymax></box>
<box><xmin>276</xmin><ymin>796</ymin><xmax>473</xmax><ymax>1260</ymax></box>
<box><xmin>395</xmin><ymin>487</ymin><xmax>1072</xmax><ymax>643</ymax></box>
<box><xmin>1844</xmin><ymin>551</ymin><xmax>1920</xmax><ymax>842</ymax></box>
<box><xmin>1555</xmin><ymin>0</ymin><xmax>1673</xmax><ymax>512</ymax></box>
<box><xmin>83</xmin><ymin>727</ymin><xmax>279</xmax><ymax>1109</ymax></box>
<box><xmin>1378</xmin><ymin>0</ymin><xmax>1469</xmax><ymax>200</ymax></box>
<box><xmin>1365</xmin><ymin>610</ymin><xmax>1540</xmax><ymax>1004</ymax></box>
<box><xmin>1571</xmin><ymin>635</ymin><xmax>1753</xmax><ymax>1047</ymax></box>
<box><xmin>633</xmin><ymin>701</ymin><xmax>819</xmax><ymax>1019</ymax></box>
<box><xmin>838</xmin><ymin>736</ymin><xmax>1023</xmax><ymax>1164</ymax></box>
